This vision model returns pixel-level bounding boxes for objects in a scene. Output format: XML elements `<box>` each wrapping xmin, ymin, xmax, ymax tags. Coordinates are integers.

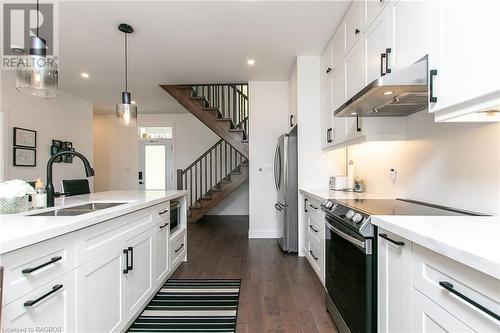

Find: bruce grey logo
<box><xmin>3</xmin><ymin>3</ymin><xmax>54</xmax><ymax>56</ymax></box>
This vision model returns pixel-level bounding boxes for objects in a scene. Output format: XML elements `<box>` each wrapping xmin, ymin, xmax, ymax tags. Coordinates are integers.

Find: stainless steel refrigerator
<box><xmin>274</xmin><ymin>126</ymin><xmax>298</xmax><ymax>253</ymax></box>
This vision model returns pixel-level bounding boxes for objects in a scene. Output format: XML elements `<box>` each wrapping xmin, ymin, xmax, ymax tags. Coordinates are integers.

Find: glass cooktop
<box><xmin>335</xmin><ymin>199</ymin><xmax>482</xmax><ymax>216</ymax></box>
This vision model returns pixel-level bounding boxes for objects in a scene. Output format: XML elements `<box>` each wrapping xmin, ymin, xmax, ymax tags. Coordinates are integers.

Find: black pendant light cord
<box><xmin>124</xmin><ymin>32</ymin><xmax>128</xmax><ymax>93</ymax></box>
<box><xmin>36</xmin><ymin>0</ymin><xmax>39</xmax><ymax>37</ymax></box>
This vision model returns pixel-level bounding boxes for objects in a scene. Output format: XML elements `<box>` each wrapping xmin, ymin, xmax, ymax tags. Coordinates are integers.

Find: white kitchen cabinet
<box><xmin>377</xmin><ymin>229</ymin><xmax>412</xmax><ymax>333</ymax></box>
<box><xmin>320</xmin><ymin>79</ymin><xmax>333</xmax><ymax>149</ymax></box>
<box><xmin>76</xmin><ymin>247</ymin><xmax>126</xmax><ymax>333</ymax></box>
<box><xmin>428</xmin><ymin>0</ymin><xmax>500</xmax><ymax>122</ymax></box>
<box><xmin>1</xmin><ymin>270</ymin><xmax>76</xmax><ymax>332</ymax></box>
<box><xmin>320</xmin><ymin>39</ymin><xmax>334</xmax><ymax>85</ymax></box>
<box><xmin>331</xmin><ymin>65</ymin><xmax>347</xmax><ymax>146</ymax></box>
<box><xmin>125</xmin><ymin>230</ymin><xmax>154</xmax><ymax>320</ymax></box>
<box><xmin>288</xmin><ymin>63</ymin><xmax>298</xmax><ymax>129</ymax></box>
<box><xmin>332</xmin><ymin>23</ymin><xmax>345</xmax><ymax>68</ymax></box>
<box><xmin>364</xmin><ymin>8</ymin><xmax>391</xmax><ymax>84</ymax></box>
<box><xmin>363</xmin><ymin>0</ymin><xmax>390</xmax><ymax>30</ymax></box>
<box><xmin>344</xmin><ymin>41</ymin><xmax>365</xmax><ymax>141</ymax></box>
<box><xmin>302</xmin><ymin>195</ymin><xmax>325</xmax><ymax>285</ymax></box>
<box><xmin>344</xmin><ymin>1</ymin><xmax>362</xmax><ymax>55</ymax></box>
<box><xmin>411</xmin><ymin>288</ymin><xmax>473</xmax><ymax>332</ymax></box>
<box><xmin>154</xmin><ymin>221</ymin><xmax>170</xmax><ymax>285</ymax></box>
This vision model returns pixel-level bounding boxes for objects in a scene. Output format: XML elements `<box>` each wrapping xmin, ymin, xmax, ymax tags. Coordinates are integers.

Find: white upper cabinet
<box><xmin>320</xmin><ymin>79</ymin><xmax>334</xmax><ymax>149</ymax></box>
<box><xmin>364</xmin><ymin>7</ymin><xmax>392</xmax><ymax>84</ymax></box>
<box><xmin>320</xmin><ymin>39</ymin><xmax>334</xmax><ymax>85</ymax></box>
<box><xmin>332</xmin><ymin>22</ymin><xmax>345</xmax><ymax>68</ymax></box>
<box><xmin>363</xmin><ymin>0</ymin><xmax>390</xmax><ymax>30</ymax></box>
<box><xmin>428</xmin><ymin>0</ymin><xmax>500</xmax><ymax>122</ymax></box>
<box><xmin>288</xmin><ymin>63</ymin><xmax>298</xmax><ymax>129</ymax></box>
<box><xmin>331</xmin><ymin>66</ymin><xmax>348</xmax><ymax>146</ymax></box>
<box><xmin>344</xmin><ymin>1</ymin><xmax>363</xmax><ymax>54</ymax></box>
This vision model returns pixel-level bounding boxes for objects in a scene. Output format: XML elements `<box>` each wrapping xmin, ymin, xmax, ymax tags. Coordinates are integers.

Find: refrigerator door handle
<box><xmin>274</xmin><ymin>144</ymin><xmax>281</xmax><ymax>191</ymax></box>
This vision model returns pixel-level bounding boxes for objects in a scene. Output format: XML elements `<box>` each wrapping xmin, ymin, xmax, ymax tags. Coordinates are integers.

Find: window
<box><xmin>139</xmin><ymin>127</ymin><xmax>172</xmax><ymax>139</ymax></box>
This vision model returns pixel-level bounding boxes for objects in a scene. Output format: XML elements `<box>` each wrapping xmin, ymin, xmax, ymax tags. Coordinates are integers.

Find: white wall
<box><xmin>0</xmin><ymin>71</ymin><xmax>93</xmax><ymax>191</ymax></box>
<box><xmin>93</xmin><ymin>112</ymin><xmax>249</xmax><ymax>215</ymax></box>
<box><xmin>336</xmin><ymin>111</ymin><xmax>500</xmax><ymax>215</ymax></box>
<box><xmin>248</xmin><ymin>81</ymin><xmax>289</xmax><ymax>238</ymax></box>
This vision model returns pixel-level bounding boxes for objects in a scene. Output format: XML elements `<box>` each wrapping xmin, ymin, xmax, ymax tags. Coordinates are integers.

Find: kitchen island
<box><xmin>0</xmin><ymin>190</ymin><xmax>188</xmax><ymax>332</ymax></box>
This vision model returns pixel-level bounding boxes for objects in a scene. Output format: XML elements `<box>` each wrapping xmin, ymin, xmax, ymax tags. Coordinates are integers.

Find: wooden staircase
<box><xmin>163</xmin><ymin>84</ymin><xmax>249</xmax><ymax>223</ymax></box>
<box><xmin>161</xmin><ymin>84</ymin><xmax>249</xmax><ymax>159</ymax></box>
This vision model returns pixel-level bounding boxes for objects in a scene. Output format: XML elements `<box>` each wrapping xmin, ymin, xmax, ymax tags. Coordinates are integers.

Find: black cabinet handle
<box><xmin>379</xmin><ymin>233</ymin><xmax>404</xmax><ymax>246</ymax></box>
<box><xmin>290</xmin><ymin>115</ymin><xmax>294</xmax><ymax>127</ymax></box>
<box><xmin>309</xmin><ymin>225</ymin><xmax>319</xmax><ymax>233</ymax></box>
<box><xmin>129</xmin><ymin>246</ymin><xmax>134</xmax><ymax>271</ymax></box>
<box><xmin>356</xmin><ymin>116</ymin><xmax>362</xmax><ymax>132</ymax></box>
<box><xmin>380</xmin><ymin>53</ymin><xmax>386</xmax><ymax>76</ymax></box>
<box><xmin>24</xmin><ymin>284</ymin><xmax>63</xmax><ymax>307</ymax></box>
<box><xmin>439</xmin><ymin>281</ymin><xmax>500</xmax><ymax>321</ymax></box>
<box><xmin>430</xmin><ymin>69</ymin><xmax>438</xmax><ymax>103</ymax></box>
<box><xmin>355</xmin><ymin>28</ymin><xmax>360</xmax><ymax>35</ymax></box>
<box><xmin>159</xmin><ymin>222</ymin><xmax>170</xmax><ymax>229</ymax></box>
<box><xmin>304</xmin><ymin>198</ymin><xmax>308</xmax><ymax>212</ymax></box>
<box><xmin>159</xmin><ymin>209</ymin><xmax>169</xmax><ymax>215</ymax></box>
<box><xmin>326</xmin><ymin>67</ymin><xmax>332</xmax><ymax>74</ymax></box>
<box><xmin>22</xmin><ymin>256</ymin><xmax>62</xmax><ymax>274</ymax></box>
<box><xmin>123</xmin><ymin>250</ymin><xmax>128</xmax><ymax>274</ymax></box>
<box><xmin>175</xmin><ymin>243</ymin><xmax>185</xmax><ymax>253</ymax></box>
<box><xmin>309</xmin><ymin>204</ymin><xmax>318</xmax><ymax>210</ymax></box>
<box><xmin>385</xmin><ymin>48</ymin><xmax>392</xmax><ymax>74</ymax></box>
<box><xmin>309</xmin><ymin>250</ymin><xmax>319</xmax><ymax>261</ymax></box>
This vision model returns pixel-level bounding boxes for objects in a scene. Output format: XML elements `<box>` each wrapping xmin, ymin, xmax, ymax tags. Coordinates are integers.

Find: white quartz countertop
<box><xmin>0</xmin><ymin>190</ymin><xmax>187</xmax><ymax>255</ymax></box>
<box><xmin>372</xmin><ymin>215</ymin><xmax>500</xmax><ymax>280</ymax></box>
<box><xmin>299</xmin><ymin>188</ymin><xmax>395</xmax><ymax>201</ymax></box>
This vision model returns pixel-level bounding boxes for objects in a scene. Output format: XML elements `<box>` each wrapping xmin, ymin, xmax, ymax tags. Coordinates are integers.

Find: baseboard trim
<box><xmin>248</xmin><ymin>230</ymin><xmax>282</xmax><ymax>239</ymax></box>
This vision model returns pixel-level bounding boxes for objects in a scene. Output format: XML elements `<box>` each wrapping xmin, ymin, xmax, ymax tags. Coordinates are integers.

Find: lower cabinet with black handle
<box><xmin>0</xmin><ymin>197</ymin><xmax>188</xmax><ymax>333</ymax></box>
<box><xmin>377</xmin><ymin>228</ymin><xmax>500</xmax><ymax>333</ymax></box>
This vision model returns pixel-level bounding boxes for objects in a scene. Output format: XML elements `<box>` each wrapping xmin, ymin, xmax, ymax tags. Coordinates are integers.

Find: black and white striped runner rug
<box><xmin>128</xmin><ymin>278</ymin><xmax>241</xmax><ymax>332</ymax></box>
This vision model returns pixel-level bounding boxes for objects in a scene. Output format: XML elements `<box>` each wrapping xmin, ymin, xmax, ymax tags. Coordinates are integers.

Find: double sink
<box><xmin>28</xmin><ymin>202</ymin><xmax>126</xmax><ymax>216</ymax></box>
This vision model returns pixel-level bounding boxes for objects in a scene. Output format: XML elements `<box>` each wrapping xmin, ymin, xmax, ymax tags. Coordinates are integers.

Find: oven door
<box><xmin>325</xmin><ymin>215</ymin><xmax>375</xmax><ymax>333</ymax></box>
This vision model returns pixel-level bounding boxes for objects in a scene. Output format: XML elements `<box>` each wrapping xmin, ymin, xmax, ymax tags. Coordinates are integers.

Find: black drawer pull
<box><xmin>379</xmin><ymin>233</ymin><xmax>404</xmax><ymax>246</ymax></box>
<box><xmin>380</xmin><ymin>53</ymin><xmax>386</xmax><ymax>76</ymax></box>
<box><xmin>385</xmin><ymin>48</ymin><xmax>392</xmax><ymax>73</ymax></box>
<box><xmin>159</xmin><ymin>222</ymin><xmax>170</xmax><ymax>229</ymax></box>
<box><xmin>304</xmin><ymin>198</ymin><xmax>308</xmax><ymax>212</ymax></box>
<box><xmin>175</xmin><ymin>243</ymin><xmax>185</xmax><ymax>253</ymax></box>
<box><xmin>309</xmin><ymin>204</ymin><xmax>318</xmax><ymax>210</ymax></box>
<box><xmin>439</xmin><ymin>281</ymin><xmax>500</xmax><ymax>321</ymax></box>
<box><xmin>22</xmin><ymin>256</ymin><xmax>62</xmax><ymax>274</ymax></box>
<box><xmin>159</xmin><ymin>209</ymin><xmax>169</xmax><ymax>215</ymax></box>
<box><xmin>129</xmin><ymin>246</ymin><xmax>134</xmax><ymax>271</ymax></box>
<box><xmin>309</xmin><ymin>250</ymin><xmax>319</xmax><ymax>261</ymax></box>
<box><xmin>430</xmin><ymin>69</ymin><xmax>438</xmax><ymax>103</ymax></box>
<box><xmin>309</xmin><ymin>225</ymin><xmax>319</xmax><ymax>233</ymax></box>
<box><xmin>24</xmin><ymin>284</ymin><xmax>63</xmax><ymax>307</ymax></box>
<box><xmin>123</xmin><ymin>248</ymin><xmax>129</xmax><ymax>274</ymax></box>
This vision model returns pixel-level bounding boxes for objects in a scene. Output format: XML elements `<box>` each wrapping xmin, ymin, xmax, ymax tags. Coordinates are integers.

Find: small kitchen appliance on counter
<box><xmin>321</xmin><ymin>198</ymin><xmax>482</xmax><ymax>333</ymax></box>
<box><xmin>329</xmin><ymin>176</ymin><xmax>348</xmax><ymax>191</ymax></box>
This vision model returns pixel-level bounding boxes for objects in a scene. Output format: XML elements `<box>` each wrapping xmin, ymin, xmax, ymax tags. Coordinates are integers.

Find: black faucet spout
<box><xmin>45</xmin><ymin>150</ymin><xmax>94</xmax><ymax>207</ymax></box>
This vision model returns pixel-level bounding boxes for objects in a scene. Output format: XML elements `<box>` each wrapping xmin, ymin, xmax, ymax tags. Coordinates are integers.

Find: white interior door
<box><xmin>138</xmin><ymin>139</ymin><xmax>173</xmax><ymax>190</ymax></box>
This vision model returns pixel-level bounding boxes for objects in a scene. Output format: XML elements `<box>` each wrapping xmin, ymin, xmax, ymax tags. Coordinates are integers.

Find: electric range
<box><xmin>321</xmin><ymin>198</ymin><xmax>479</xmax><ymax>333</ymax></box>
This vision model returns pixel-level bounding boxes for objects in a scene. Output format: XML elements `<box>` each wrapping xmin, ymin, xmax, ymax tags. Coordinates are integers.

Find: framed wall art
<box><xmin>13</xmin><ymin>127</ymin><xmax>37</xmax><ymax>148</ymax></box>
<box><xmin>13</xmin><ymin>147</ymin><xmax>36</xmax><ymax>167</ymax></box>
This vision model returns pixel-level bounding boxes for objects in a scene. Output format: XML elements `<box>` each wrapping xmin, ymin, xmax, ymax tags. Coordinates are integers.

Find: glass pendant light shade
<box><xmin>16</xmin><ymin>36</ymin><xmax>58</xmax><ymax>98</ymax></box>
<box><xmin>116</xmin><ymin>92</ymin><xmax>137</xmax><ymax>126</ymax></box>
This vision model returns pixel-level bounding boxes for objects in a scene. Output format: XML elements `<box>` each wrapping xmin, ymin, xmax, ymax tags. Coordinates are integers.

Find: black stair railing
<box><xmin>177</xmin><ymin>139</ymin><xmax>247</xmax><ymax>209</ymax></box>
<box><xmin>188</xmin><ymin>84</ymin><xmax>249</xmax><ymax>139</ymax></box>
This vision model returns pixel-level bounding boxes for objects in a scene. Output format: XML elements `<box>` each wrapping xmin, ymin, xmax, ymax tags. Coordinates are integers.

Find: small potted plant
<box><xmin>0</xmin><ymin>180</ymin><xmax>36</xmax><ymax>214</ymax></box>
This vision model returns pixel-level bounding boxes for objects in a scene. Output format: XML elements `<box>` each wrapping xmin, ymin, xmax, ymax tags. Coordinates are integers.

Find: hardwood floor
<box><xmin>172</xmin><ymin>215</ymin><xmax>338</xmax><ymax>333</ymax></box>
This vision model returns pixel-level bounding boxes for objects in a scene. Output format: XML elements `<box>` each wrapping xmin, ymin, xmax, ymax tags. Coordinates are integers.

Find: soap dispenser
<box><xmin>33</xmin><ymin>178</ymin><xmax>47</xmax><ymax>209</ymax></box>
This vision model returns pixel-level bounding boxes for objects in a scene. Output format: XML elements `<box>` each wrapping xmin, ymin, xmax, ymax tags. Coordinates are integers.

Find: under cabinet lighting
<box><xmin>383</xmin><ymin>91</ymin><xmax>393</xmax><ymax>95</ymax></box>
<box><xmin>350</xmin><ymin>112</ymin><xmax>358</xmax><ymax>116</ymax></box>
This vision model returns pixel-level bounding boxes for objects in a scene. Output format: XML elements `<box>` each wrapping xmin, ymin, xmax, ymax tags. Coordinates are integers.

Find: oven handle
<box><xmin>325</xmin><ymin>222</ymin><xmax>367</xmax><ymax>250</ymax></box>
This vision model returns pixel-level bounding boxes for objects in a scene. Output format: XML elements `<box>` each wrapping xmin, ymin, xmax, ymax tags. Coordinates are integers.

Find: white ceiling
<box><xmin>58</xmin><ymin>1</ymin><xmax>351</xmax><ymax>114</ymax></box>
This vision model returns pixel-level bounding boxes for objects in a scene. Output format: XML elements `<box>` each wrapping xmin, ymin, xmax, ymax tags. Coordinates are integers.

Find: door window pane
<box><xmin>145</xmin><ymin>145</ymin><xmax>166</xmax><ymax>190</ymax></box>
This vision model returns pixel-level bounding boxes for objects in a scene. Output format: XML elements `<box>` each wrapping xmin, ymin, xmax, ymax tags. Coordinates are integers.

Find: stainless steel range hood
<box><xmin>335</xmin><ymin>56</ymin><xmax>429</xmax><ymax>117</ymax></box>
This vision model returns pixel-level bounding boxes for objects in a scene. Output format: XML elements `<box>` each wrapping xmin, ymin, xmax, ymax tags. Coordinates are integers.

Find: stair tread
<box><xmin>215</xmin><ymin>118</ymin><xmax>232</xmax><ymax>121</ymax></box>
<box><xmin>229</xmin><ymin>128</ymin><xmax>244</xmax><ymax>132</ymax></box>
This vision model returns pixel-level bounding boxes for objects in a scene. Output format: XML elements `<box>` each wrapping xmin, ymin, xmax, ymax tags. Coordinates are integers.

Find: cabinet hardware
<box><xmin>304</xmin><ymin>198</ymin><xmax>308</xmax><ymax>212</ymax></box>
<box><xmin>439</xmin><ymin>281</ymin><xmax>500</xmax><ymax>321</ymax></box>
<box><xmin>430</xmin><ymin>69</ymin><xmax>438</xmax><ymax>102</ymax></box>
<box><xmin>175</xmin><ymin>243</ymin><xmax>185</xmax><ymax>253</ymax></box>
<box><xmin>309</xmin><ymin>250</ymin><xmax>319</xmax><ymax>261</ymax></box>
<box><xmin>128</xmin><ymin>246</ymin><xmax>134</xmax><ymax>271</ymax></box>
<box><xmin>159</xmin><ymin>209</ymin><xmax>169</xmax><ymax>215</ymax></box>
<box><xmin>159</xmin><ymin>222</ymin><xmax>170</xmax><ymax>229</ymax></box>
<box><xmin>380</xmin><ymin>53</ymin><xmax>386</xmax><ymax>76</ymax></box>
<box><xmin>22</xmin><ymin>256</ymin><xmax>62</xmax><ymax>274</ymax></box>
<box><xmin>385</xmin><ymin>48</ymin><xmax>392</xmax><ymax>73</ymax></box>
<box><xmin>24</xmin><ymin>284</ymin><xmax>63</xmax><ymax>307</ymax></box>
<box><xmin>379</xmin><ymin>233</ymin><xmax>404</xmax><ymax>246</ymax></box>
<box><xmin>326</xmin><ymin>67</ymin><xmax>332</xmax><ymax>74</ymax></box>
<box><xmin>290</xmin><ymin>115</ymin><xmax>294</xmax><ymax>127</ymax></box>
<box><xmin>356</xmin><ymin>116</ymin><xmax>362</xmax><ymax>132</ymax></box>
<box><xmin>355</xmin><ymin>28</ymin><xmax>360</xmax><ymax>35</ymax></box>
<box><xmin>123</xmin><ymin>248</ymin><xmax>130</xmax><ymax>274</ymax></box>
<box><xmin>309</xmin><ymin>225</ymin><xmax>319</xmax><ymax>233</ymax></box>
<box><xmin>309</xmin><ymin>204</ymin><xmax>318</xmax><ymax>210</ymax></box>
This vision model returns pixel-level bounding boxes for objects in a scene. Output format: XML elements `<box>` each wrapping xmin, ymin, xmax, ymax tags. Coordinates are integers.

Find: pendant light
<box><xmin>116</xmin><ymin>23</ymin><xmax>137</xmax><ymax>127</ymax></box>
<box><xmin>16</xmin><ymin>0</ymin><xmax>58</xmax><ymax>98</ymax></box>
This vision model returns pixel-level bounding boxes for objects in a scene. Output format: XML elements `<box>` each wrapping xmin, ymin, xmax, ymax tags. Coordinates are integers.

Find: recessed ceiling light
<box><xmin>383</xmin><ymin>91</ymin><xmax>393</xmax><ymax>95</ymax></box>
<box><xmin>247</xmin><ymin>59</ymin><xmax>255</xmax><ymax>66</ymax></box>
<box><xmin>350</xmin><ymin>112</ymin><xmax>358</xmax><ymax>116</ymax></box>
<box><xmin>81</xmin><ymin>73</ymin><xmax>89</xmax><ymax>79</ymax></box>
<box><xmin>131</xmin><ymin>101</ymin><xmax>136</xmax><ymax>104</ymax></box>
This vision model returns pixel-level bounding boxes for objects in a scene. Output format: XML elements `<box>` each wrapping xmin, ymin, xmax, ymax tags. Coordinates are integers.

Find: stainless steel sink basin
<box><xmin>28</xmin><ymin>202</ymin><xmax>126</xmax><ymax>217</ymax></box>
